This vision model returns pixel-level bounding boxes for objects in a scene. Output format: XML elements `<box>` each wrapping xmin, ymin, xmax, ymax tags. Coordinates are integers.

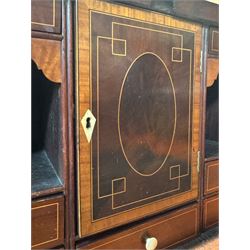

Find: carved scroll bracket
<box><xmin>207</xmin><ymin>58</ymin><xmax>219</xmax><ymax>87</ymax></box>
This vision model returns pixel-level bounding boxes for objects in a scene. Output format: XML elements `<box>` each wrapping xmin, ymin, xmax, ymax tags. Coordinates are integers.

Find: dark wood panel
<box><xmin>32</xmin><ymin>0</ymin><xmax>62</xmax><ymax>34</ymax></box>
<box><xmin>208</xmin><ymin>27</ymin><xmax>219</xmax><ymax>55</ymax></box>
<box><xmin>90</xmin><ymin>10</ymin><xmax>194</xmax><ymax>221</ymax></box>
<box><xmin>78</xmin><ymin>204</ymin><xmax>199</xmax><ymax>249</ymax></box>
<box><xmin>63</xmin><ymin>0</ymin><xmax>77</xmax><ymax>248</ymax></box>
<box><xmin>203</xmin><ymin>195</ymin><xmax>219</xmax><ymax>229</ymax></box>
<box><xmin>32</xmin><ymin>196</ymin><xmax>64</xmax><ymax>249</ymax></box>
<box><xmin>204</xmin><ymin>160</ymin><xmax>219</xmax><ymax>195</ymax></box>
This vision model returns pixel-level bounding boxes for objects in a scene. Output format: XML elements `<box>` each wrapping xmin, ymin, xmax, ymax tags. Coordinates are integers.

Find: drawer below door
<box><xmin>78</xmin><ymin>204</ymin><xmax>199</xmax><ymax>250</ymax></box>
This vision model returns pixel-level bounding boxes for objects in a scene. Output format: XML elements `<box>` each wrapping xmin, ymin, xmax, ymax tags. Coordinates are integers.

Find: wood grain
<box><xmin>76</xmin><ymin>0</ymin><xmax>202</xmax><ymax>237</ymax></box>
<box><xmin>207</xmin><ymin>58</ymin><xmax>219</xmax><ymax>87</ymax></box>
<box><xmin>32</xmin><ymin>196</ymin><xmax>64</xmax><ymax>249</ymax></box>
<box><xmin>203</xmin><ymin>195</ymin><xmax>219</xmax><ymax>229</ymax></box>
<box><xmin>32</xmin><ymin>0</ymin><xmax>62</xmax><ymax>34</ymax></box>
<box><xmin>78</xmin><ymin>204</ymin><xmax>199</xmax><ymax>249</ymax></box>
<box><xmin>208</xmin><ymin>27</ymin><xmax>219</xmax><ymax>55</ymax></box>
<box><xmin>204</xmin><ymin>160</ymin><xmax>219</xmax><ymax>196</ymax></box>
<box><xmin>59</xmin><ymin>1</ymin><xmax>75</xmax><ymax>248</ymax></box>
<box><xmin>32</xmin><ymin>38</ymin><xmax>62</xmax><ymax>83</ymax></box>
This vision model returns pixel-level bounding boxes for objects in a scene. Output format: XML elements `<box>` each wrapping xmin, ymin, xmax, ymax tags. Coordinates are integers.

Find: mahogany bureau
<box><xmin>31</xmin><ymin>1</ymin><xmax>219</xmax><ymax>249</ymax></box>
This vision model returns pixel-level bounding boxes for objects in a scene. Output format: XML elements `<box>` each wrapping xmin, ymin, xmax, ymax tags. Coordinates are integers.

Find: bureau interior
<box><xmin>205</xmin><ymin>75</ymin><xmax>219</xmax><ymax>159</ymax></box>
<box><xmin>31</xmin><ymin>60</ymin><xmax>63</xmax><ymax>194</ymax></box>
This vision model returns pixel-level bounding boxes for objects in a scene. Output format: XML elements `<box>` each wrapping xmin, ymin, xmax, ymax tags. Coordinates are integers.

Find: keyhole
<box><xmin>86</xmin><ymin>117</ymin><xmax>91</xmax><ymax>129</ymax></box>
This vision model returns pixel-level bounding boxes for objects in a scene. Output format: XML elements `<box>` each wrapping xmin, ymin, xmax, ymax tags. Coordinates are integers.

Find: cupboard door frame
<box><xmin>76</xmin><ymin>0</ymin><xmax>202</xmax><ymax>237</ymax></box>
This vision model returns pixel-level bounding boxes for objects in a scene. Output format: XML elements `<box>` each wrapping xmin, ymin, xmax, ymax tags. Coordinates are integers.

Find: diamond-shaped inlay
<box><xmin>81</xmin><ymin>109</ymin><xmax>96</xmax><ymax>143</ymax></box>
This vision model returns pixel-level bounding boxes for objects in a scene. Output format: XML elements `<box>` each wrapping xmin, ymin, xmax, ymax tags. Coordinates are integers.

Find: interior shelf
<box><xmin>32</xmin><ymin>150</ymin><xmax>63</xmax><ymax>193</ymax></box>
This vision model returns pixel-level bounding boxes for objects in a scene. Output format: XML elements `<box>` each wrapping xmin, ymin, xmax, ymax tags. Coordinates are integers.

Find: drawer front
<box><xmin>31</xmin><ymin>0</ymin><xmax>62</xmax><ymax>34</ymax></box>
<box><xmin>203</xmin><ymin>195</ymin><xmax>219</xmax><ymax>229</ymax></box>
<box><xmin>32</xmin><ymin>196</ymin><xmax>64</xmax><ymax>249</ymax></box>
<box><xmin>78</xmin><ymin>204</ymin><xmax>199</xmax><ymax>249</ymax></box>
<box><xmin>204</xmin><ymin>160</ymin><xmax>219</xmax><ymax>195</ymax></box>
<box><xmin>208</xmin><ymin>27</ymin><xmax>219</xmax><ymax>55</ymax></box>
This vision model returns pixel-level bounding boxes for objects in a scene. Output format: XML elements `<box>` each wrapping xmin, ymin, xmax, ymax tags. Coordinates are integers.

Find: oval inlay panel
<box><xmin>118</xmin><ymin>53</ymin><xmax>176</xmax><ymax>176</ymax></box>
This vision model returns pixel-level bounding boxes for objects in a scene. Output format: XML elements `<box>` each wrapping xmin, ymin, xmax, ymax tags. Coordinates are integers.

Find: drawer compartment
<box><xmin>208</xmin><ymin>27</ymin><xmax>219</xmax><ymax>55</ymax></box>
<box><xmin>204</xmin><ymin>160</ymin><xmax>219</xmax><ymax>195</ymax></box>
<box><xmin>31</xmin><ymin>0</ymin><xmax>61</xmax><ymax>34</ymax></box>
<box><xmin>203</xmin><ymin>195</ymin><xmax>219</xmax><ymax>229</ymax></box>
<box><xmin>78</xmin><ymin>204</ymin><xmax>199</xmax><ymax>249</ymax></box>
<box><xmin>32</xmin><ymin>196</ymin><xmax>64</xmax><ymax>249</ymax></box>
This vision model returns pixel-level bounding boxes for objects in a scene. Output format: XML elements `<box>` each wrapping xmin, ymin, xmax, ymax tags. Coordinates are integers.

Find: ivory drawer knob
<box><xmin>145</xmin><ymin>236</ymin><xmax>158</xmax><ymax>250</ymax></box>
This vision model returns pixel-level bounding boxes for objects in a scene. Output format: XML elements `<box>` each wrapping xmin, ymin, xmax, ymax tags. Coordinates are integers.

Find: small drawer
<box><xmin>31</xmin><ymin>0</ymin><xmax>62</xmax><ymax>34</ymax></box>
<box><xmin>203</xmin><ymin>195</ymin><xmax>219</xmax><ymax>230</ymax></box>
<box><xmin>32</xmin><ymin>196</ymin><xmax>64</xmax><ymax>249</ymax></box>
<box><xmin>208</xmin><ymin>27</ymin><xmax>219</xmax><ymax>55</ymax></box>
<box><xmin>204</xmin><ymin>160</ymin><xmax>219</xmax><ymax>195</ymax></box>
<box><xmin>78</xmin><ymin>204</ymin><xmax>199</xmax><ymax>249</ymax></box>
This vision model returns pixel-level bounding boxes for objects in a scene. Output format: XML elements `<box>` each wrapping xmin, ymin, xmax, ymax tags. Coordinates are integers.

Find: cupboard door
<box><xmin>76</xmin><ymin>0</ymin><xmax>202</xmax><ymax>237</ymax></box>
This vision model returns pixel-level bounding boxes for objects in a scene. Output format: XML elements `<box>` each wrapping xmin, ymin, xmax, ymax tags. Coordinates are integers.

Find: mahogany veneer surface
<box><xmin>32</xmin><ymin>38</ymin><xmax>61</xmax><ymax>83</ymax></box>
<box><xmin>208</xmin><ymin>27</ymin><xmax>219</xmax><ymax>55</ymax></box>
<box><xmin>78</xmin><ymin>204</ymin><xmax>199</xmax><ymax>249</ymax></box>
<box><xmin>204</xmin><ymin>160</ymin><xmax>219</xmax><ymax>195</ymax></box>
<box><xmin>31</xmin><ymin>0</ymin><xmax>62</xmax><ymax>34</ymax></box>
<box><xmin>203</xmin><ymin>195</ymin><xmax>219</xmax><ymax>229</ymax></box>
<box><xmin>77</xmin><ymin>0</ymin><xmax>202</xmax><ymax>237</ymax></box>
<box><xmin>32</xmin><ymin>196</ymin><xmax>64</xmax><ymax>249</ymax></box>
